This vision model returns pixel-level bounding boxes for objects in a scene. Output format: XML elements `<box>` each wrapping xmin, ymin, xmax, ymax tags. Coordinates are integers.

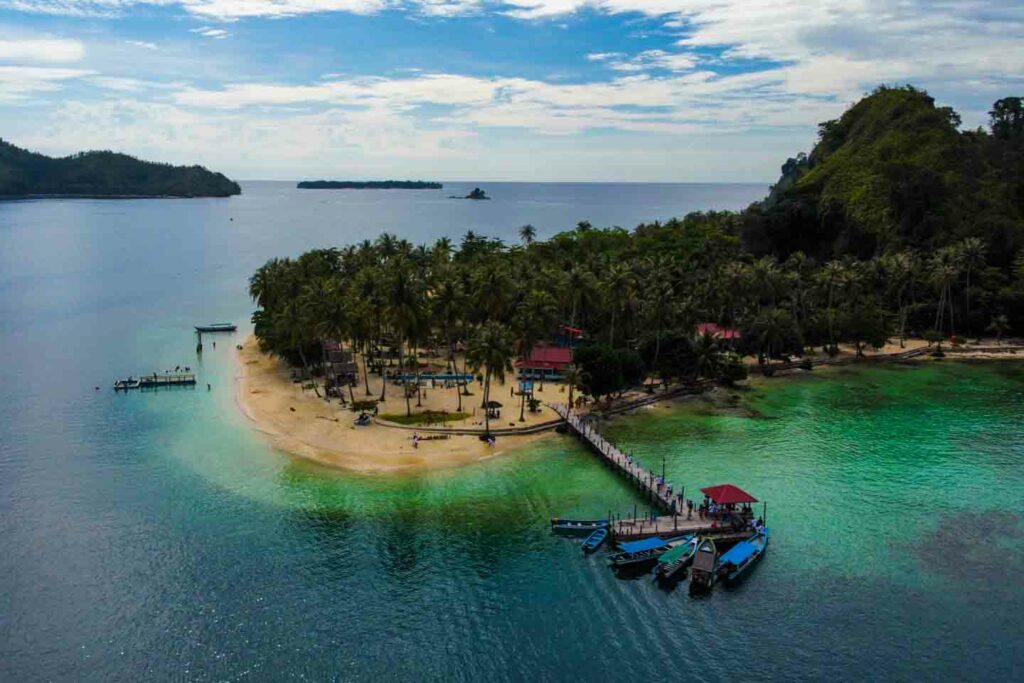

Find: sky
<box><xmin>0</xmin><ymin>1</ymin><xmax>1022</xmax><ymax>182</ymax></box>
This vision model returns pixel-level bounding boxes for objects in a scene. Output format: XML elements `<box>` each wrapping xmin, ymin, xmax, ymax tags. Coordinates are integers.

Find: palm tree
<box><xmin>275</xmin><ymin>299</ymin><xmax>321</xmax><ymax>398</ymax></box>
<box><xmin>693</xmin><ymin>332</ymin><xmax>721</xmax><ymax>380</ymax></box>
<box><xmin>467</xmin><ymin>322</ymin><xmax>515</xmax><ymax>436</ymax></box>
<box><xmin>563</xmin><ymin>363</ymin><xmax>583</xmax><ymax>410</ymax></box>
<box><xmin>959</xmin><ymin>237</ymin><xmax>986</xmax><ymax>327</ymax></box>
<box><xmin>386</xmin><ymin>262</ymin><xmax>423</xmax><ymax>416</ymax></box>
<box><xmin>987</xmin><ymin>314</ymin><xmax>1010</xmax><ymax>343</ymax></box>
<box><xmin>519</xmin><ymin>224</ymin><xmax>536</xmax><ymax>247</ymax></box>
<box><xmin>930</xmin><ymin>247</ymin><xmax>961</xmax><ymax>337</ymax></box>
<box><xmin>752</xmin><ymin>307</ymin><xmax>795</xmax><ymax>367</ymax></box>
<box><xmin>604</xmin><ymin>262</ymin><xmax>636</xmax><ymax>348</ymax></box>
<box><xmin>818</xmin><ymin>260</ymin><xmax>847</xmax><ymax>353</ymax></box>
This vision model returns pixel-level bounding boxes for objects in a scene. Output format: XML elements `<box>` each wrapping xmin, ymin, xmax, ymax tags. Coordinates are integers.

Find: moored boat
<box><xmin>607</xmin><ymin>535</ymin><xmax>692</xmax><ymax>569</ymax></box>
<box><xmin>654</xmin><ymin>536</ymin><xmax>699</xmax><ymax>583</ymax></box>
<box><xmin>550</xmin><ymin>518</ymin><xmax>609</xmax><ymax>536</ymax></box>
<box><xmin>688</xmin><ymin>538</ymin><xmax>718</xmax><ymax>597</ymax></box>
<box><xmin>194</xmin><ymin>322</ymin><xmax>237</xmax><ymax>332</ymax></box>
<box><xmin>716</xmin><ymin>527</ymin><xmax>769</xmax><ymax>585</ymax></box>
<box><xmin>113</xmin><ymin>377</ymin><xmax>140</xmax><ymax>390</ymax></box>
<box><xmin>581</xmin><ymin>528</ymin><xmax>608</xmax><ymax>553</ymax></box>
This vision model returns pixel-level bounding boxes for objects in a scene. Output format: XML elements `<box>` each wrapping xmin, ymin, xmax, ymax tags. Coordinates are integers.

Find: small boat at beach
<box><xmin>607</xmin><ymin>535</ymin><xmax>692</xmax><ymax>569</ymax></box>
<box><xmin>716</xmin><ymin>527</ymin><xmax>769</xmax><ymax>586</ymax></box>
<box><xmin>550</xmin><ymin>518</ymin><xmax>609</xmax><ymax>536</ymax></box>
<box><xmin>113</xmin><ymin>377</ymin><xmax>141</xmax><ymax>390</ymax></box>
<box><xmin>688</xmin><ymin>538</ymin><xmax>718</xmax><ymax>597</ymax></box>
<box><xmin>194</xmin><ymin>322</ymin><xmax>237</xmax><ymax>332</ymax></box>
<box><xmin>654</xmin><ymin>536</ymin><xmax>699</xmax><ymax>583</ymax></box>
<box><xmin>581</xmin><ymin>528</ymin><xmax>608</xmax><ymax>553</ymax></box>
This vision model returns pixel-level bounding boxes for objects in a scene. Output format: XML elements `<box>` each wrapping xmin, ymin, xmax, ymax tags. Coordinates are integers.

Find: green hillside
<box><xmin>0</xmin><ymin>139</ymin><xmax>241</xmax><ymax>198</ymax></box>
<box><xmin>745</xmin><ymin>86</ymin><xmax>1023</xmax><ymax>264</ymax></box>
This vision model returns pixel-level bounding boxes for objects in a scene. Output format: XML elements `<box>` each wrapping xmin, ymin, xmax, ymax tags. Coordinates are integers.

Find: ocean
<box><xmin>1</xmin><ymin>181</ymin><xmax>1022</xmax><ymax>680</ymax></box>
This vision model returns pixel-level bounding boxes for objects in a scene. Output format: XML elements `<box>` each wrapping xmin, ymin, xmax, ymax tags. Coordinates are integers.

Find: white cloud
<box><xmin>190</xmin><ymin>26</ymin><xmax>230</xmax><ymax>38</ymax></box>
<box><xmin>125</xmin><ymin>40</ymin><xmax>159</xmax><ymax>50</ymax></box>
<box><xmin>0</xmin><ymin>38</ymin><xmax>85</xmax><ymax>63</ymax></box>
<box><xmin>0</xmin><ymin>65</ymin><xmax>90</xmax><ymax>100</ymax></box>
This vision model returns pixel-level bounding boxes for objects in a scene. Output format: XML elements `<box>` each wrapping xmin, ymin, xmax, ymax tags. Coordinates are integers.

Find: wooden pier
<box><xmin>550</xmin><ymin>402</ymin><xmax>757</xmax><ymax>542</ymax></box>
<box><xmin>139</xmin><ymin>373</ymin><xmax>196</xmax><ymax>388</ymax></box>
<box><xmin>551</xmin><ymin>403</ymin><xmax>679</xmax><ymax>512</ymax></box>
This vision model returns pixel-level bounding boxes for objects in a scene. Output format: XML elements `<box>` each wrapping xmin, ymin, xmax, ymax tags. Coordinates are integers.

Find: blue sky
<box><xmin>0</xmin><ymin>1</ymin><xmax>1021</xmax><ymax>181</ymax></box>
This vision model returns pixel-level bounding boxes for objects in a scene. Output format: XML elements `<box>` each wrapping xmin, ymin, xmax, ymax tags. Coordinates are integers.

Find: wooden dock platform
<box><xmin>138</xmin><ymin>373</ymin><xmax>196</xmax><ymax>388</ymax></box>
<box><xmin>550</xmin><ymin>402</ymin><xmax>757</xmax><ymax>543</ymax></box>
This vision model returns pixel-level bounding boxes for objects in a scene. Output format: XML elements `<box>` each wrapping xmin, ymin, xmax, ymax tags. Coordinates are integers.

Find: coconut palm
<box><xmin>604</xmin><ymin>262</ymin><xmax>636</xmax><ymax>348</ymax></box>
<box><xmin>467</xmin><ymin>322</ymin><xmax>515</xmax><ymax>436</ymax></box>
<box><xmin>959</xmin><ymin>237</ymin><xmax>986</xmax><ymax>325</ymax></box>
<box><xmin>519</xmin><ymin>224</ymin><xmax>536</xmax><ymax>247</ymax></box>
<box><xmin>693</xmin><ymin>331</ymin><xmax>721</xmax><ymax>380</ymax></box>
<box><xmin>563</xmin><ymin>363</ymin><xmax>583</xmax><ymax>410</ymax></box>
<box><xmin>385</xmin><ymin>262</ymin><xmax>424</xmax><ymax>416</ymax></box>
<box><xmin>987</xmin><ymin>314</ymin><xmax>1010</xmax><ymax>343</ymax></box>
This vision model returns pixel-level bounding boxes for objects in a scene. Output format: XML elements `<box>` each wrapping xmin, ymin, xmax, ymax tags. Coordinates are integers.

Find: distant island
<box><xmin>449</xmin><ymin>187</ymin><xmax>490</xmax><ymax>200</ymax></box>
<box><xmin>297</xmin><ymin>180</ymin><xmax>443</xmax><ymax>190</ymax></box>
<box><xmin>0</xmin><ymin>139</ymin><xmax>241</xmax><ymax>198</ymax></box>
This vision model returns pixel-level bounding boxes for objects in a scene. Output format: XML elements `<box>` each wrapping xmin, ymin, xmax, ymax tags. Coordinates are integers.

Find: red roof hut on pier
<box><xmin>696</xmin><ymin>323</ymin><xmax>741</xmax><ymax>340</ymax></box>
<box><xmin>700</xmin><ymin>484</ymin><xmax>758</xmax><ymax>505</ymax></box>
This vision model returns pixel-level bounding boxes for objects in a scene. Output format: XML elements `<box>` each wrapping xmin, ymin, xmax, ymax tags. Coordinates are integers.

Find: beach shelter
<box><xmin>700</xmin><ymin>484</ymin><xmax>758</xmax><ymax>505</ymax></box>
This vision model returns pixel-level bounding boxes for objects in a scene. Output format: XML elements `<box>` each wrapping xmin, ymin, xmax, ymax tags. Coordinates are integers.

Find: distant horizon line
<box><xmin>235</xmin><ymin>179</ymin><xmax>772</xmax><ymax>186</ymax></box>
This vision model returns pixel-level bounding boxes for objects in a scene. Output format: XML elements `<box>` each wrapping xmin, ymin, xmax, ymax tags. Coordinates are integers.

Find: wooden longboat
<box><xmin>581</xmin><ymin>528</ymin><xmax>608</xmax><ymax>553</ymax></box>
<box><xmin>550</xmin><ymin>518</ymin><xmax>609</xmax><ymax>536</ymax></box>
<box><xmin>654</xmin><ymin>536</ymin><xmax>699</xmax><ymax>584</ymax></box>
<box><xmin>688</xmin><ymin>538</ymin><xmax>718</xmax><ymax>597</ymax></box>
<box><xmin>607</xmin><ymin>535</ymin><xmax>692</xmax><ymax>569</ymax></box>
<box><xmin>194</xmin><ymin>323</ymin><xmax>237</xmax><ymax>333</ymax></box>
<box><xmin>716</xmin><ymin>528</ymin><xmax>769</xmax><ymax>585</ymax></box>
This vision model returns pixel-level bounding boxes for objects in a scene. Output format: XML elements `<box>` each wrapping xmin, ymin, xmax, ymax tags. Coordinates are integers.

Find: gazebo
<box><xmin>700</xmin><ymin>484</ymin><xmax>758</xmax><ymax>504</ymax></box>
<box><xmin>485</xmin><ymin>400</ymin><xmax>503</xmax><ymax>418</ymax></box>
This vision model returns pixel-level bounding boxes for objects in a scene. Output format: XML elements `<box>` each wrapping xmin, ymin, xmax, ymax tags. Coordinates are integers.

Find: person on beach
<box><xmin>412</xmin><ymin>433</ymin><xmax>419</xmax><ymax>449</ymax></box>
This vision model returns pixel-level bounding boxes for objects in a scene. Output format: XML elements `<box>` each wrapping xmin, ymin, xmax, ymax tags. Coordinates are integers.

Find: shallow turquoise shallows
<box><xmin>1</xmin><ymin>182</ymin><xmax>1022</xmax><ymax>681</ymax></box>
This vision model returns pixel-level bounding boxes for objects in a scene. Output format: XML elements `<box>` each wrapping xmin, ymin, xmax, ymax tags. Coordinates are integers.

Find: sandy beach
<box><xmin>234</xmin><ymin>336</ymin><xmax>556</xmax><ymax>474</ymax></box>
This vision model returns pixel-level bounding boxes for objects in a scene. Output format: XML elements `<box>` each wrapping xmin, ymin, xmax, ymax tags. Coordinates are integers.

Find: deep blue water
<box><xmin>2</xmin><ymin>181</ymin><xmax>1022</xmax><ymax>681</ymax></box>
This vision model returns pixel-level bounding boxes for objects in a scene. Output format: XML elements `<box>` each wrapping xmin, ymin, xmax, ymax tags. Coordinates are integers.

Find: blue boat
<box><xmin>607</xmin><ymin>535</ymin><xmax>693</xmax><ymax>569</ymax></box>
<box><xmin>716</xmin><ymin>528</ymin><xmax>769</xmax><ymax>585</ymax></box>
<box><xmin>581</xmin><ymin>528</ymin><xmax>608</xmax><ymax>553</ymax></box>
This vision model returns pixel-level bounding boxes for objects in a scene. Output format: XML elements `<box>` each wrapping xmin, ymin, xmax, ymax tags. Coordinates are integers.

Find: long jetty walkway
<box><xmin>550</xmin><ymin>402</ymin><xmax>757</xmax><ymax>542</ymax></box>
<box><xmin>550</xmin><ymin>402</ymin><xmax>678</xmax><ymax>513</ymax></box>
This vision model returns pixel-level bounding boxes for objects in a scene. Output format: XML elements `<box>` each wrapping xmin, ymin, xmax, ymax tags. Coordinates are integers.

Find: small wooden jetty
<box><xmin>551</xmin><ymin>403</ymin><xmax>677</xmax><ymax>513</ymax></box>
<box><xmin>550</xmin><ymin>402</ymin><xmax>760</xmax><ymax>543</ymax></box>
<box><xmin>138</xmin><ymin>373</ymin><xmax>196</xmax><ymax>388</ymax></box>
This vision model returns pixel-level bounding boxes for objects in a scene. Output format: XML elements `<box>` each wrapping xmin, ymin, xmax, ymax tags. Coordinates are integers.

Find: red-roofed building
<box><xmin>696</xmin><ymin>322</ymin><xmax>741</xmax><ymax>340</ymax></box>
<box><xmin>516</xmin><ymin>344</ymin><xmax>573</xmax><ymax>380</ymax></box>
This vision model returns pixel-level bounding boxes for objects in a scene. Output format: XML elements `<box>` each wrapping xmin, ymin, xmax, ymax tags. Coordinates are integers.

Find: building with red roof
<box><xmin>696</xmin><ymin>322</ymin><xmax>741</xmax><ymax>340</ymax></box>
<box><xmin>516</xmin><ymin>344</ymin><xmax>573</xmax><ymax>380</ymax></box>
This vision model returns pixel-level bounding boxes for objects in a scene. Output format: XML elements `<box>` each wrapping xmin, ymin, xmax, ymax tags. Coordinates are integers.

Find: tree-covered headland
<box><xmin>249</xmin><ymin>87</ymin><xmax>1024</xmax><ymax>415</ymax></box>
<box><xmin>0</xmin><ymin>139</ymin><xmax>241</xmax><ymax>197</ymax></box>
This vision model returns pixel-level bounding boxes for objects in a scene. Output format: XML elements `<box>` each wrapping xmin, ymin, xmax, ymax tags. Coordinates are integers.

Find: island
<box><xmin>0</xmin><ymin>139</ymin><xmax>241</xmax><ymax>198</ymax></box>
<box><xmin>239</xmin><ymin>86</ymin><xmax>1024</xmax><ymax>475</ymax></box>
<box><xmin>297</xmin><ymin>180</ymin><xmax>442</xmax><ymax>190</ymax></box>
<box><xmin>449</xmin><ymin>187</ymin><xmax>490</xmax><ymax>200</ymax></box>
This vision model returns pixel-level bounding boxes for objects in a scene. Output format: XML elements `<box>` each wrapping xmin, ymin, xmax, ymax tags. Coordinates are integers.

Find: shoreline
<box><xmin>234</xmin><ymin>335</ymin><xmax>1024</xmax><ymax>475</ymax></box>
<box><xmin>233</xmin><ymin>336</ymin><xmax>550</xmax><ymax>474</ymax></box>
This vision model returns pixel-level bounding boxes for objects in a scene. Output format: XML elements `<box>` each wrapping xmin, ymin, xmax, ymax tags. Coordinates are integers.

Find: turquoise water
<box><xmin>2</xmin><ymin>182</ymin><xmax>1022</xmax><ymax>680</ymax></box>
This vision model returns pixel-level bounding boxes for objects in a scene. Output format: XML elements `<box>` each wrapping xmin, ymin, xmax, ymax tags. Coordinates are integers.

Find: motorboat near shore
<box><xmin>194</xmin><ymin>322</ymin><xmax>237</xmax><ymax>332</ymax></box>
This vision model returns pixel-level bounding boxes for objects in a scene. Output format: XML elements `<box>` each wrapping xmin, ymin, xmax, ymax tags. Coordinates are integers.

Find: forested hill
<box><xmin>743</xmin><ymin>86</ymin><xmax>1023</xmax><ymax>265</ymax></box>
<box><xmin>0</xmin><ymin>139</ymin><xmax>241</xmax><ymax>198</ymax></box>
